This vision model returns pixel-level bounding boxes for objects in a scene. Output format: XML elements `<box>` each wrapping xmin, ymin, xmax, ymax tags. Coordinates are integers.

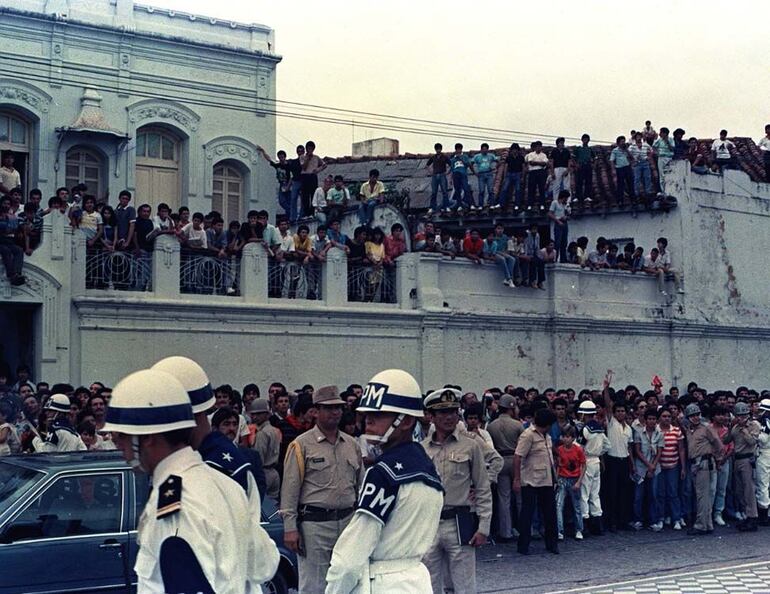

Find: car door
<box><xmin>0</xmin><ymin>471</ymin><xmax>130</xmax><ymax>594</ymax></box>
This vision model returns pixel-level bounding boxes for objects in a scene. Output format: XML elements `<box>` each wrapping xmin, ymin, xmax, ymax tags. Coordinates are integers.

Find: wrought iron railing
<box><xmin>268</xmin><ymin>260</ymin><xmax>322</xmax><ymax>300</ymax></box>
<box><xmin>179</xmin><ymin>251</ymin><xmax>240</xmax><ymax>295</ymax></box>
<box><xmin>85</xmin><ymin>249</ymin><xmax>152</xmax><ymax>291</ymax></box>
<box><xmin>347</xmin><ymin>264</ymin><xmax>396</xmax><ymax>303</ymax></box>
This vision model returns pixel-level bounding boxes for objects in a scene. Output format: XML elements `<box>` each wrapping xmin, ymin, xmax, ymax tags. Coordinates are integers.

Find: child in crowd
<box><xmin>556</xmin><ymin>425</ymin><xmax>586</xmax><ymax>540</ymax></box>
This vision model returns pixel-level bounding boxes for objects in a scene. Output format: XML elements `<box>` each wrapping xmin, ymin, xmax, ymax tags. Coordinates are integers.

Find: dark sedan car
<box><xmin>0</xmin><ymin>451</ymin><xmax>297</xmax><ymax>594</ymax></box>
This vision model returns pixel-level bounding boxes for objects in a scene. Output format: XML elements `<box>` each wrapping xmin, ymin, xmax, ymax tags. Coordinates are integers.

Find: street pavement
<box><xmin>476</xmin><ymin>525</ymin><xmax>770</xmax><ymax>593</ymax></box>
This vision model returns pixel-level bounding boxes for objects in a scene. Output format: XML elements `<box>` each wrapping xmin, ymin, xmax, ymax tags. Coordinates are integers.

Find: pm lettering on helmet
<box><xmin>361</xmin><ymin>383</ymin><xmax>388</xmax><ymax>410</ymax></box>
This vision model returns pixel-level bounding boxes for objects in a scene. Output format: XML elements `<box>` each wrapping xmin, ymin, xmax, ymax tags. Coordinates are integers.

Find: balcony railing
<box><xmin>179</xmin><ymin>251</ymin><xmax>239</xmax><ymax>296</ymax></box>
<box><xmin>85</xmin><ymin>249</ymin><xmax>152</xmax><ymax>292</ymax></box>
<box><xmin>268</xmin><ymin>260</ymin><xmax>322</xmax><ymax>300</ymax></box>
<box><xmin>347</xmin><ymin>264</ymin><xmax>396</xmax><ymax>304</ymax></box>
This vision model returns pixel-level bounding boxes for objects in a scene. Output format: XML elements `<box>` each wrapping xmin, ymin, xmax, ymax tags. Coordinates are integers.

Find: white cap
<box><xmin>44</xmin><ymin>393</ymin><xmax>71</xmax><ymax>414</ymax></box>
<box><xmin>103</xmin><ymin>369</ymin><xmax>195</xmax><ymax>435</ymax></box>
<box><xmin>152</xmin><ymin>356</ymin><xmax>215</xmax><ymax>414</ymax></box>
<box><xmin>358</xmin><ymin>369</ymin><xmax>424</xmax><ymax>418</ymax></box>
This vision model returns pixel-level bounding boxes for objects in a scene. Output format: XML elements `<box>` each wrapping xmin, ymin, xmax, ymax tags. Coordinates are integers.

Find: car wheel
<box><xmin>264</xmin><ymin>571</ymin><xmax>289</xmax><ymax>594</ymax></box>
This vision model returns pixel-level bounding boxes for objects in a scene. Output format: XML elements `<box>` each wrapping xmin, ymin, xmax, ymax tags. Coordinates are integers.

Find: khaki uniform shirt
<box><xmin>486</xmin><ymin>415</ymin><xmax>525</xmax><ymax>455</ymax></box>
<box><xmin>253</xmin><ymin>420</ymin><xmax>281</xmax><ymax>469</ymax></box>
<box><xmin>725</xmin><ymin>421</ymin><xmax>761</xmax><ymax>455</ymax></box>
<box><xmin>515</xmin><ymin>426</ymin><xmax>556</xmax><ymax>487</ymax></box>
<box><xmin>422</xmin><ymin>426</ymin><xmax>493</xmax><ymax>535</ymax></box>
<box><xmin>686</xmin><ymin>423</ymin><xmax>723</xmax><ymax>460</ymax></box>
<box><xmin>280</xmin><ymin>426</ymin><xmax>362</xmax><ymax>531</ymax></box>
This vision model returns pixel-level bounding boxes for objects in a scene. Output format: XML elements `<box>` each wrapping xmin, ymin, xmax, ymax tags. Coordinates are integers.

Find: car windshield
<box><xmin>0</xmin><ymin>462</ymin><xmax>45</xmax><ymax>510</ymax></box>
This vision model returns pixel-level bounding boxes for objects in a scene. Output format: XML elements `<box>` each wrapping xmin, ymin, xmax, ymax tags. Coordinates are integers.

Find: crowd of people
<box><xmin>2</xmin><ymin>358</ymin><xmax>770</xmax><ymax>592</ymax></box>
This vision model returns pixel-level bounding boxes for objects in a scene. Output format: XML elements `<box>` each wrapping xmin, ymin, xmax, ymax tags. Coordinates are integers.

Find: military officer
<box><xmin>326</xmin><ymin>369</ymin><xmax>444</xmax><ymax>594</ymax></box>
<box><xmin>485</xmin><ymin>394</ymin><xmax>524</xmax><ymax>541</ymax></box>
<box><xmin>249</xmin><ymin>398</ymin><xmax>282</xmax><ymax>500</ymax></box>
<box><xmin>104</xmin><ymin>368</ymin><xmax>251</xmax><ymax>594</ymax></box>
<box><xmin>684</xmin><ymin>403</ymin><xmax>723</xmax><ymax>535</ymax></box>
<box><xmin>756</xmin><ymin>398</ymin><xmax>770</xmax><ymax>525</ymax></box>
<box><xmin>32</xmin><ymin>394</ymin><xmax>87</xmax><ymax>452</ymax></box>
<box><xmin>422</xmin><ymin>388</ymin><xmax>493</xmax><ymax>594</ymax></box>
<box><xmin>152</xmin><ymin>356</ymin><xmax>278</xmax><ymax>592</ymax></box>
<box><xmin>281</xmin><ymin>386</ymin><xmax>363</xmax><ymax>594</ymax></box>
<box><xmin>723</xmin><ymin>402</ymin><xmax>761</xmax><ymax>531</ymax></box>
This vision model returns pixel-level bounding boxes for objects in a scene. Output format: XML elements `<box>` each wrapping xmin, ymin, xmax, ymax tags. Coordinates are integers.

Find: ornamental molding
<box><xmin>0</xmin><ymin>79</ymin><xmax>52</xmax><ymax>114</ymax></box>
<box><xmin>126</xmin><ymin>99</ymin><xmax>200</xmax><ymax>132</ymax></box>
<box><xmin>204</xmin><ymin>135</ymin><xmax>260</xmax><ymax>165</ymax></box>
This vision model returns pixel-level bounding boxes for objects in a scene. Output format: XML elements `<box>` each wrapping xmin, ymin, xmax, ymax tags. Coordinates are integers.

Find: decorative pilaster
<box><xmin>322</xmin><ymin>248</ymin><xmax>347</xmax><ymax>306</ymax></box>
<box><xmin>240</xmin><ymin>243</ymin><xmax>268</xmax><ymax>303</ymax></box>
<box><xmin>152</xmin><ymin>235</ymin><xmax>181</xmax><ymax>298</ymax></box>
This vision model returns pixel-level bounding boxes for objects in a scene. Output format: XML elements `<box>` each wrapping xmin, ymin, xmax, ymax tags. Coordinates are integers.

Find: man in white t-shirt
<box><xmin>644</xmin><ymin>237</ymin><xmax>683</xmax><ymax>297</ymax></box>
<box><xmin>711</xmin><ymin>130</ymin><xmax>736</xmax><ymax>171</ymax></box>
<box><xmin>525</xmin><ymin>141</ymin><xmax>549</xmax><ymax>210</ymax></box>
<box><xmin>0</xmin><ymin>152</ymin><xmax>21</xmax><ymax>195</ymax></box>
<box><xmin>79</xmin><ymin>196</ymin><xmax>103</xmax><ymax>249</ymax></box>
<box><xmin>548</xmin><ymin>190</ymin><xmax>571</xmax><ymax>262</ymax></box>
<box><xmin>180</xmin><ymin>212</ymin><xmax>208</xmax><ymax>250</ymax></box>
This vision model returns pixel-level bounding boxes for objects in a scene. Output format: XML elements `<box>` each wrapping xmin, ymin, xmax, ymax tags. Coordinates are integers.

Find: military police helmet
<box><xmin>577</xmin><ymin>400</ymin><xmax>597</xmax><ymax>415</ymax></box>
<box><xmin>684</xmin><ymin>403</ymin><xmax>701</xmax><ymax>417</ymax></box>
<box><xmin>759</xmin><ymin>398</ymin><xmax>770</xmax><ymax>413</ymax></box>
<box><xmin>103</xmin><ymin>369</ymin><xmax>196</xmax><ymax>435</ymax></box>
<box><xmin>152</xmin><ymin>356</ymin><xmax>215</xmax><ymax>414</ymax></box>
<box><xmin>734</xmin><ymin>402</ymin><xmax>751</xmax><ymax>416</ymax></box>
<box><xmin>424</xmin><ymin>388</ymin><xmax>462</xmax><ymax>411</ymax></box>
<box><xmin>357</xmin><ymin>369</ymin><xmax>424</xmax><ymax>418</ymax></box>
<box><xmin>44</xmin><ymin>393</ymin><xmax>71</xmax><ymax>414</ymax></box>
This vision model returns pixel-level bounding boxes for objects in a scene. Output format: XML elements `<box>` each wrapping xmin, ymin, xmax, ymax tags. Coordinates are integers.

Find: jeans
<box><xmin>452</xmin><ymin>172</ymin><xmax>474</xmax><ymax>208</ymax></box>
<box><xmin>551</xmin><ymin>167</ymin><xmax>570</xmax><ymax>198</ymax></box>
<box><xmin>299</xmin><ymin>174</ymin><xmax>317</xmax><ymax>218</ymax></box>
<box><xmin>527</xmin><ymin>169</ymin><xmax>547</xmax><ymax>206</ymax></box>
<box><xmin>614</xmin><ymin>166</ymin><xmax>634</xmax><ymax>205</ymax></box>
<box><xmin>357</xmin><ymin>199</ymin><xmax>378</xmax><ymax>226</ymax></box>
<box><xmin>430</xmin><ymin>174</ymin><xmax>450</xmax><ymax>210</ymax></box>
<box><xmin>518</xmin><ymin>485</ymin><xmax>558</xmax><ymax>553</ymax></box>
<box><xmin>290</xmin><ymin>180</ymin><xmax>303</xmax><ymax>222</ymax></box>
<box><xmin>633</xmin><ymin>161</ymin><xmax>653</xmax><ymax>195</ymax></box>
<box><xmin>657</xmin><ymin>156</ymin><xmax>672</xmax><ymax>194</ymax></box>
<box><xmin>711</xmin><ymin>458</ymin><xmax>732</xmax><ymax>515</ymax></box>
<box><xmin>494</xmin><ymin>253</ymin><xmax>517</xmax><ymax>282</ymax></box>
<box><xmin>0</xmin><ymin>237</ymin><xmax>23</xmax><ymax>278</ymax></box>
<box><xmin>658</xmin><ymin>466</ymin><xmax>682</xmax><ymax>522</ymax></box>
<box><xmin>476</xmin><ymin>171</ymin><xmax>495</xmax><ymax>208</ymax></box>
<box><xmin>553</xmin><ymin>223</ymin><xmax>568</xmax><ymax>263</ymax></box>
<box><xmin>497</xmin><ymin>171</ymin><xmax>522</xmax><ymax>207</ymax></box>
<box><xmin>575</xmin><ymin>164</ymin><xmax>593</xmax><ymax>201</ymax></box>
<box><xmin>556</xmin><ymin>476</ymin><xmax>584</xmax><ymax>534</ymax></box>
<box><xmin>278</xmin><ymin>188</ymin><xmax>292</xmax><ymax>219</ymax></box>
<box><xmin>634</xmin><ymin>474</ymin><xmax>660</xmax><ymax>524</ymax></box>
<box><xmin>526</xmin><ymin>256</ymin><xmax>545</xmax><ymax>285</ymax></box>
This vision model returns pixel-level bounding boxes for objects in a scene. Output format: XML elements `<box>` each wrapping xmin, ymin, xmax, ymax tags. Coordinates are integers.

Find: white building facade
<box><xmin>0</xmin><ymin>0</ymin><xmax>280</xmax><ymax>224</ymax></box>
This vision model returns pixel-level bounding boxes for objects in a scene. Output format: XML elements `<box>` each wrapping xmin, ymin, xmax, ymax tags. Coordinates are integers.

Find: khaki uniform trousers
<box><xmin>734</xmin><ymin>457</ymin><xmax>759</xmax><ymax>518</ymax></box>
<box><xmin>496</xmin><ymin>455</ymin><xmax>520</xmax><ymax>538</ymax></box>
<box><xmin>423</xmin><ymin>518</ymin><xmax>476</xmax><ymax>594</ymax></box>
<box><xmin>298</xmin><ymin>514</ymin><xmax>353</xmax><ymax>594</ymax></box>
<box><xmin>693</xmin><ymin>461</ymin><xmax>715</xmax><ymax>531</ymax></box>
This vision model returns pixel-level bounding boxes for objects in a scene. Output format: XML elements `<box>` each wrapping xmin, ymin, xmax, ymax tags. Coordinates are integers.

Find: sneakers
<box><xmin>673</xmin><ymin>520</ymin><xmax>683</xmax><ymax>530</ymax></box>
<box><xmin>426</xmin><ymin>209</ymin><xmax>434</xmax><ymax>216</ymax></box>
<box><xmin>503</xmin><ymin>279</ymin><xmax>512</xmax><ymax>287</ymax></box>
<box><xmin>660</xmin><ymin>290</ymin><xmax>669</xmax><ymax>297</ymax></box>
<box><xmin>585</xmin><ymin>197</ymin><xmax>593</xmax><ymax>203</ymax></box>
<box><xmin>571</xmin><ymin>197</ymin><xmax>579</xmax><ymax>204</ymax></box>
<box><xmin>557</xmin><ymin>532</ymin><xmax>564</xmax><ymax>541</ymax></box>
<box><xmin>714</xmin><ymin>513</ymin><xmax>726</xmax><ymax>526</ymax></box>
<box><xmin>650</xmin><ymin>522</ymin><xmax>663</xmax><ymax>532</ymax></box>
<box><xmin>575</xmin><ymin>531</ymin><xmax>583</xmax><ymax>540</ymax></box>
<box><xmin>677</xmin><ymin>288</ymin><xmax>685</xmax><ymax>294</ymax></box>
<box><xmin>226</xmin><ymin>287</ymin><xmax>236</xmax><ymax>296</ymax></box>
<box><xmin>631</xmin><ymin>521</ymin><xmax>643</xmax><ymax>531</ymax></box>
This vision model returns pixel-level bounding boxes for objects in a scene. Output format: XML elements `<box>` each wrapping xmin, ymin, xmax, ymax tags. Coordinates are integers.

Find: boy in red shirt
<box><xmin>463</xmin><ymin>228</ymin><xmax>484</xmax><ymax>264</ymax></box>
<box><xmin>556</xmin><ymin>425</ymin><xmax>586</xmax><ymax>540</ymax></box>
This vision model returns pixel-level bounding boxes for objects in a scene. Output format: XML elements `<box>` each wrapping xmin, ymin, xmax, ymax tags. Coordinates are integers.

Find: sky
<box><xmin>149</xmin><ymin>0</ymin><xmax>769</xmax><ymax>157</ymax></box>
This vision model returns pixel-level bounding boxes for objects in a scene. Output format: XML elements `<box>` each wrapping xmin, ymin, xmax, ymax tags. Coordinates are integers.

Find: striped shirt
<box><xmin>658</xmin><ymin>425</ymin><xmax>683</xmax><ymax>469</ymax></box>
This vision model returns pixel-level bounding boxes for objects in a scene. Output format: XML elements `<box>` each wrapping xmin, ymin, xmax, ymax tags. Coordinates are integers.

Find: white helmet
<box><xmin>577</xmin><ymin>400</ymin><xmax>597</xmax><ymax>415</ymax></box>
<box><xmin>44</xmin><ymin>393</ymin><xmax>71</xmax><ymax>414</ymax></box>
<box><xmin>152</xmin><ymin>356</ymin><xmax>215</xmax><ymax>414</ymax></box>
<box><xmin>759</xmin><ymin>398</ymin><xmax>770</xmax><ymax>413</ymax></box>
<box><xmin>358</xmin><ymin>369</ymin><xmax>424</xmax><ymax>418</ymax></box>
<box><xmin>103</xmin><ymin>369</ymin><xmax>196</xmax><ymax>435</ymax></box>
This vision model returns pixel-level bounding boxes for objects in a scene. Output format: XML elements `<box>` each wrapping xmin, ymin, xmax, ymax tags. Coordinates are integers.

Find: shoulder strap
<box><xmin>286</xmin><ymin>440</ymin><xmax>305</xmax><ymax>483</ymax></box>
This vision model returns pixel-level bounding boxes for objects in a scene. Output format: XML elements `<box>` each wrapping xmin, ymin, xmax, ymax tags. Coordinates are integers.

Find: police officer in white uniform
<box><xmin>104</xmin><ymin>368</ymin><xmax>252</xmax><ymax>594</ymax></box>
<box><xmin>325</xmin><ymin>369</ymin><xmax>444</xmax><ymax>594</ymax></box>
<box><xmin>32</xmin><ymin>394</ymin><xmax>87</xmax><ymax>452</ymax></box>
<box><xmin>575</xmin><ymin>399</ymin><xmax>610</xmax><ymax>534</ymax></box>
<box><xmin>151</xmin><ymin>356</ymin><xmax>278</xmax><ymax>592</ymax></box>
<box><xmin>756</xmin><ymin>398</ymin><xmax>770</xmax><ymax>525</ymax></box>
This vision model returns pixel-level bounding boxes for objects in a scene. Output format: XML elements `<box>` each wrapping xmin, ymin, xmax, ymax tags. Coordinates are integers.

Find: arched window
<box><xmin>135</xmin><ymin>127</ymin><xmax>180</xmax><ymax>212</ymax></box>
<box><xmin>0</xmin><ymin>112</ymin><xmax>28</xmax><ymax>150</ymax></box>
<box><xmin>65</xmin><ymin>148</ymin><xmax>104</xmax><ymax>200</ymax></box>
<box><xmin>212</xmin><ymin>164</ymin><xmax>243</xmax><ymax>224</ymax></box>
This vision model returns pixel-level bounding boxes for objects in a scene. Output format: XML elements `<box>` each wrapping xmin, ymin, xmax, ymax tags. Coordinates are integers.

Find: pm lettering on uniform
<box><xmin>361</xmin><ymin>383</ymin><xmax>388</xmax><ymax>409</ymax></box>
<box><xmin>358</xmin><ymin>475</ymin><xmax>398</xmax><ymax>523</ymax></box>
